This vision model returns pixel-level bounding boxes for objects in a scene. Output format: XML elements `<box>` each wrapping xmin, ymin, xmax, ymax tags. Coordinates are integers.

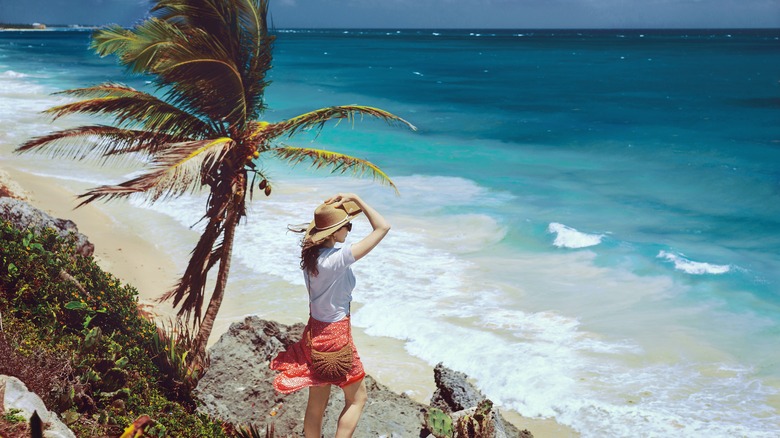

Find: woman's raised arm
<box><xmin>325</xmin><ymin>193</ymin><xmax>390</xmax><ymax>261</ymax></box>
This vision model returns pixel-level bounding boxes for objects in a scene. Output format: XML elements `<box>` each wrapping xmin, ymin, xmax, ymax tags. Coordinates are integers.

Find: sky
<box><xmin>0</xmin><ymin>0</ymin><xmax>778</xmax><ymax>28</ymax></box>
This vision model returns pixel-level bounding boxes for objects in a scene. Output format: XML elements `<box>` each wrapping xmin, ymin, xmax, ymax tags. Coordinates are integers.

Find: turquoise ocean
<box><xmin>1</xmin><ymin>28</ymin><xmax>779</xmax><ymax>437</ymax></box>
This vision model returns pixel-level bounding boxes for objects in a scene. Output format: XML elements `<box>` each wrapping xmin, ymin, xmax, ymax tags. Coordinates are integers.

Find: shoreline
<box><xmin>0</xmin><ymin>165</ymin><xmax>579</xmax><ymax>437</ymax></box>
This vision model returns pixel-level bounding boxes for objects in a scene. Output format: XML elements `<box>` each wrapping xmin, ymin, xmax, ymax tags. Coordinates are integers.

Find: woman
<box><xmin>271</xmin><ymin>193</ymin><xmax>390</xmax><ymax>438</ymax></box>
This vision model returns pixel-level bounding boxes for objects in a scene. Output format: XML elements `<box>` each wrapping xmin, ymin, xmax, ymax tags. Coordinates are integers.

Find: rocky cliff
<box><xmin>195</xmin><ymin>316</ymin><xmax>529</xmax><ymax>437</ymax></box>
<box><xmin>0</xmin><ymin>197</ymin><xmax>94</xmax><ymax>257</ymax></box>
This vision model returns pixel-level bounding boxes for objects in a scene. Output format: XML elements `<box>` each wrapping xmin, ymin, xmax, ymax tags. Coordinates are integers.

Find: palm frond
<box><xmin>157</xmin><ymin>50</ymin><xmax>247</xmax><ymax>123</ymax></box>
<box><xmin>54</xmin><ymin>82</ymin><xmax>139</xmax><ymax>99</ymax></box>
<box><xmin>152</xmin><ymin>0</ymin><xmax>242</xmax><ymax>74</ymax></box>
<box><xmin>91</xmin><ymin>16</ymin><xmax>241</xmax><ymax>125</ymax></box>
<box><xmin>161</xmin><ymin>180</ymin><xmax>242</xmax><ymax>322</ymax></box>
<box><xmin>92</xmin><ymin>18</ymin><xmax>189</xmax><ymax>75</ymax></box>
<box><xmin>89</xmin><ymin>1</ymin><xmax>274</xmax><ymax>128</ymax></box>
<box><xmin>45</xmin><ymin>84</ymin><xmax>212</xmax><ymax>138</ymax></box>
<box><xmin>90</xmin><ymin>24</ymin><xmax>135</xmax><ymax>58</ymax></box>
<box><xmin>272</xmin><ymin>146</ymin><xmax>398</xmax><ymax>193</ymax></box>
<box><xmin>261</xmin><ymin>105</ymin><xmax>417</xmax><ymax>140</ymax></box>
<box><xmin>122</xmin><ymin>18</ymin><xmax>190</xmax><ymax>74</ymax></box>
<box><xmin>142</xmin><ymin>0</ymin><xmax>273</xmax><ymax>126</ymax></box>
<box><xmin>149</xmin><ymin>0</ymin><xmax>190</xmax><ymax>18</ymax></box>
<box><xmin>236</xmin><ymin>0</ymin><xmax>269</xmax><ymax>55</ymax></box>
<box><xmin>238</xmin><ymin>0</ymin><xmax>274</xmax><ymax>120</ymax></box>
<box><xmin>152</xmin><ymin>0</ymin><xmax>237</xmax><ymax>38</ymax></box>
<box><xmin>77</xmin><ymin>137</ymin><xmax>235</xmax><ymax>206</ymax></box>
<box><xmin>160</xmin><ymin>218</ymin><xmax>224</xmax><ymax>323</ymax></box>
<box><xmin>153</xmin><ymin>0</ymin><xmax>271</xmax><ymax>63</ymax></box>
<box><xmin>14</xmin><ymin>125</ymin><xmax>181</xmax><ymax>162</ymax></box>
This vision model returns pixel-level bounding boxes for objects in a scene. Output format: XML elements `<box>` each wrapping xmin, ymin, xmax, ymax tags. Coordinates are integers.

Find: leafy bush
<box><xmin>151</xmin><ymin>318</ymin><xmax>210</xmax><ymax>407</ymax></box>
<box><xmin>0</xmin><ymin>221</ymin><xmax>230</xmax><ymax>437</ymax></box>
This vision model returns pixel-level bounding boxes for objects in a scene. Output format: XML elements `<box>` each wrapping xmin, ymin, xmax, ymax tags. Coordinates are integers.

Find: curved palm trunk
<box><xmin>192</xmin><ymin>206</ymin><xmax>240</xmax><ymax>359</ymax></box>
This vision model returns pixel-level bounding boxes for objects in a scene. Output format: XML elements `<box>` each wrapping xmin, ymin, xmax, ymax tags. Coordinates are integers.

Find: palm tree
<box><xmin>16</xmin><ymin>0</ymin><xmax>415</xmax><ymax>360</ymax></box>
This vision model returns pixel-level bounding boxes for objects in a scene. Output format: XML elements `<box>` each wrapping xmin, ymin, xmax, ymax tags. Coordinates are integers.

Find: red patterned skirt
<box><xmin>270</xmin><ymin>316</ymin><xmax>365</xmax><ymax>394</ymax></box>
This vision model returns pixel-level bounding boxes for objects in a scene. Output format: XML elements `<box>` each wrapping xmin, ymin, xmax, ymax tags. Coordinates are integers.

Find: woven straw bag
<box><xmin>307</xmin><ymin>330</ymin><xmax>353</xmax><ymax>381</ymax></box>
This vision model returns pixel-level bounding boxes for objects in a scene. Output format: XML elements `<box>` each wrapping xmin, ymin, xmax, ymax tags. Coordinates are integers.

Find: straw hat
<box><xmin>304</xmin><ymin>201</ymin><xmax>362</xmax><ymax>244</ymax></box>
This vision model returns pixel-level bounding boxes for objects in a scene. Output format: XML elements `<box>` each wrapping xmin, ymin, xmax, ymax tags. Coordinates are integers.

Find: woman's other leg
<box><xmin>335</xmin><ymin>378</ymin><xmax>368</xmax><ymax>438</ymax></box>
<box><xmin>304</xmin><ymin>384</ymin><xmax>331</xmax><ymax>438</ymax></box>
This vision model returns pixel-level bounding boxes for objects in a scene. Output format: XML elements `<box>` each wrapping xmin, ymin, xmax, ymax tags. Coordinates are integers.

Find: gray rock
<box><xmin>0</xmin><ymin>375</ymin><xmax>76</xmax><ymax>438</ymax></box>
<box><xmin>196</xmin><ymin>316</ymin><xmax>427</xmax><ymax>437</ymax></box>
<box><xmin>430</xmin><ymin>362</ymin><xmax>486</xmax><ymax>413</ymax></box>
<box><xmin>0</xmin><ymin>197</ymin><xmax>94</xmax><ymax>256</ymax></box>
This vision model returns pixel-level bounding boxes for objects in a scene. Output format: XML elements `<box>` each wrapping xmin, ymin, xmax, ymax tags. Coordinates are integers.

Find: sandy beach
<box><xmin>1</xmin><ymin>164</ymin><xmax>578</xmax><ymax>437</ymax></box>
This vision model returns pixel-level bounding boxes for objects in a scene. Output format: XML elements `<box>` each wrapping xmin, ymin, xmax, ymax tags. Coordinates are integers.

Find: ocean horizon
<box><xmin>2</xmin><ymin>28</ymin><xmax>779</xmax><ymax>437</ymax></box>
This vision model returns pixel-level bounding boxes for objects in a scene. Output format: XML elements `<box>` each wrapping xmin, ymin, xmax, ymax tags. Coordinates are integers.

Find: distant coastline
<box><xmin>0</xmin><ymin>23</ymin><xmax>97</xmax><ymax>31</ymax></box>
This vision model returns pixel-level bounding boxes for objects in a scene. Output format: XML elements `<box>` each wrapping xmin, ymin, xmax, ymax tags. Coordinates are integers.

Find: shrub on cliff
<box><xmin>0</xmin><ymin>221</ymin><xmax>228</xmax><ymax>437</ymax></box>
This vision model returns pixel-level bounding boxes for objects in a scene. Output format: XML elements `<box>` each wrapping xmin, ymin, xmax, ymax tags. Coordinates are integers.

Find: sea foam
<box><xmin>548</xmin><ymin>222</ymin><xmax>604</xmax><ymax>248</ymax></box>
<box><xmin>657</xmin><ymin>251</ymin><xmax>731</xmax><ymax>275</ymax></box>
<box><xmin>2</xmin><ymin>70</ymin><xmax>27</xmax><ymax>78</ymax></box>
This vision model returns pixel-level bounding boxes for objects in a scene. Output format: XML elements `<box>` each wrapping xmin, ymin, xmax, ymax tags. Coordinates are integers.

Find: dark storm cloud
<box><xmin>1</xmin><ymin>0</ymin><xmax>778</xmax><ymax>28</ymax></box>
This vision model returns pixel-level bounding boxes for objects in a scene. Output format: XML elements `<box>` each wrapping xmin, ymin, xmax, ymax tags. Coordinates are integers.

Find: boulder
<box><xmin>0</xmin><ymin>197</ymin><xmax>94</xmax><ymax>256</ymax></box>
<box><xmin>431</xmin><ymin>362</ymin><xmax>486</xmax><ymax>413</ymax></box>
<box><xmin>0</xmin><ymin>375</ymin><xmax>75</xmax><ymax>438</ymax></box>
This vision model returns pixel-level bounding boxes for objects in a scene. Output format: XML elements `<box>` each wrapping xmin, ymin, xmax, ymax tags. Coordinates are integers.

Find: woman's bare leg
<box><xmin>304</xmin><ymin>384</ymin><xmax>331</xmax><ymax>438</ymax></box>
<box><xmin>335</xmin><ymin>379</ymin><xmax>368</xmax><ymax>438</ymax></box>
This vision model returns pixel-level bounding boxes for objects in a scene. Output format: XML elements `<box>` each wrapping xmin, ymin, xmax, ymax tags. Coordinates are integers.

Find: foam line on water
<box><xmin>548</xmin><ymin>222</ymin><xmax>605</xmax><ymax>248</ymax></box>
<box><xmin>657</xmin><ymin>250</ymin><xmax>731</xmax><ymax>275</ymax></box>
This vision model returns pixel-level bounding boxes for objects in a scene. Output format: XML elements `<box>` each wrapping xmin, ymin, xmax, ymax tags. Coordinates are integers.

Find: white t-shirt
<box><xmin>305</xmin><ymin>244</ymin><xmax>356</xmax><ymax>323</ymax></box>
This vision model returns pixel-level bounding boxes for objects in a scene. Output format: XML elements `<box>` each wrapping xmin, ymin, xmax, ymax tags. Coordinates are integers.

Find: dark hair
<box><xmin>301</xmin><ymin>241</ymin><xmax>324</xmax><ymax>276</ymax></box>
<box><xmin>296</xmin><ymin>222</ymin><xmax>351</xmax><ymax>276</ymax></box>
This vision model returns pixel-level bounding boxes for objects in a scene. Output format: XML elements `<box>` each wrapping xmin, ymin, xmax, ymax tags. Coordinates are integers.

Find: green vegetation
<box><xmin>1</xmin><ymin>408</ymin><xmax>26</xmax><ymax>424</ymax></box>
<box><xmin>426</xmin><ymin>407</ymin><xmax>455</xmax><ymax>438</ymax></box>
<box><xmin>424</xmin><ymin>400</ymin><xmax>497</xmax><ymax>438</ymax></box>
<box><xmin>0</xmin><ymin>221</ymin><xmax>229</xmax><ymax>437</ymax></box>
<box><xmin>16</xmin><ymin>0</ymin><xmax>415</xmax><ymax>365</ymax></box>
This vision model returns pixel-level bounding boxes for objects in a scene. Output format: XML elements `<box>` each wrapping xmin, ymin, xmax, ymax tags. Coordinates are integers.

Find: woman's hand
<box><xmin>324</xmin><ymin>193</ymin><xmax>361</xmax><ymax>208</ymax></box>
